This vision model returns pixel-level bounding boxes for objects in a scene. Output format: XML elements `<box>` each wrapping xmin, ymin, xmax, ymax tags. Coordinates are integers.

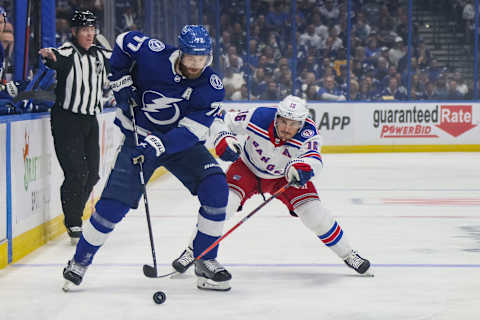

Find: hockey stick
<box><xmin>128</xmin><ymin>102</ymin><xmax>159</xmax><ymax>278</ymax></box>
<box><xmin>151</xmin><ymin>181</ymin><xmax>294</xmax><ymax>278</ymax></box>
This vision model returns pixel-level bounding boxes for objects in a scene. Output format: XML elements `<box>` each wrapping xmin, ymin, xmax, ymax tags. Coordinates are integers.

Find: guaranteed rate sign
<box><xmin>435</xmin><ymin>105</ymin><xmax>477</xmax><ymax>137</ymax></box>
<box><xmin>372</xmin><ymin>104</ymin><xmax>478</xmax><ymax>139</ymax></box>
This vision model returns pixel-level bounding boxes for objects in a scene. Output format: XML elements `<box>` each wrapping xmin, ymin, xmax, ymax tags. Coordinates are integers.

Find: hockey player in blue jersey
<box><xmin>63</xmin><ymin>25</ymin><xmax>232</xmax><ymax>291</ymax></box>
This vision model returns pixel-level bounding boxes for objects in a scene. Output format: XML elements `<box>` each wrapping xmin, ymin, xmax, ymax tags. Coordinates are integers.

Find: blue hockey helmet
<box><xmin>178</xmin><ymin>25</ymin><xmax>212</xmax><ymax>56</ymax></box>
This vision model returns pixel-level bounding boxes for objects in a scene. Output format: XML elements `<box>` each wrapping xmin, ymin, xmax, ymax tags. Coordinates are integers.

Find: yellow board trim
<box><xmin>10</xmin><ymin>198</ymin><xmax>97</xmax><ymax>264</ymax></box>
<box><xmin>322</xmin><ymin>144</ymin><xmax>480</xmax><ymax>153</ymax></box>
<box><xmin>0</xmin><ymin>242</ymin><xmax>7</xmax><ymax>269</ymax></box>
<box><xmin>4</xmin><ymin>165</ymin><xmax>170</xmax><ymax>268</ymax></box>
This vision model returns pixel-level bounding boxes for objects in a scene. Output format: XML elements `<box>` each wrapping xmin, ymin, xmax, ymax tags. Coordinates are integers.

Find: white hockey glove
<box><xmin>133</xmin><ymin>134</ymin><xmax>166</xmax><ymax>164</ymax></box>
<box><xmin>285</xmin><ymin>162</ymin><xmax>314</xmax><ymax>187</ymax></box>
<box><xmin>214</xmin><ymin>132</ymin><xmax>241</xmax><ymax>162</ymax></box>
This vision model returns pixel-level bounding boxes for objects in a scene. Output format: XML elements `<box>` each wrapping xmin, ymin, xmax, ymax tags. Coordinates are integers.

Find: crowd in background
<box><xmin>1</xmin><ymin>0</ymin><xmax>479</xmax><ymax>115</ymax></box>
<box><xmin>198</xmin><ymin>0</ymin><xmax>478</xmax><ymax>101</ymax></box>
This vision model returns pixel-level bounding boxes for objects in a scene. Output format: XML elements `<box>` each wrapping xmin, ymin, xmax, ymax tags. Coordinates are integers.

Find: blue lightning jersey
<box><xmin>110</xmin><ymin>31</ymin><xmax>225</xmax><ymax>155</ymax></box>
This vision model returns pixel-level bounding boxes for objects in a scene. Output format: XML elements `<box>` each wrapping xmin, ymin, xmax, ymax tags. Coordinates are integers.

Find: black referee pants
<box><xmin>51</xmin><ymin>106</ymin><xmax>100</xmax><ymax>228</ymax></box>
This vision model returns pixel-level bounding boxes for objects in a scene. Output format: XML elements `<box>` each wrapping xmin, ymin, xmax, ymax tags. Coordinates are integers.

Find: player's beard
<box><xmin>179</xmin><ymin>62</ymin><xmax>203</xmax><ymax>79</ymax></box>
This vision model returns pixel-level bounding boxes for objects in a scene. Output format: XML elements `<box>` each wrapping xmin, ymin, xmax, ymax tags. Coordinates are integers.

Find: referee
<box><xmin>39</xmin><ymin>10</ymin><xmax>111</xmax><ymax>244</ymax></box>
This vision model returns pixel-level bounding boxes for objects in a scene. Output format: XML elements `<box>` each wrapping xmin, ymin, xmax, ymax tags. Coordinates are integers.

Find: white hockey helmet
<box><xmin>275</xmin><ymin>95</ymin><xmax>309</xmax><ymax>126</ymax></box>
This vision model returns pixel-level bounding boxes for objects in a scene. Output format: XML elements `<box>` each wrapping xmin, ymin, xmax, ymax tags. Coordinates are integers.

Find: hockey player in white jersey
<box><xmin>172</xmin><ymin>95</ymin><xmax>372</xmax><ymax>276</ymax></box>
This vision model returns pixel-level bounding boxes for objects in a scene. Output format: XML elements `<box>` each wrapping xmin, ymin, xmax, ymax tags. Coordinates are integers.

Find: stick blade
<box><xmin>143</xmin><ymin>264</ymin><xmax>158</xmax><ymax>278</ymax></box>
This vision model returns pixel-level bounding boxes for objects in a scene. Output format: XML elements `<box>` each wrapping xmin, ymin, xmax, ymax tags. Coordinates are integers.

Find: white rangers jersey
<box><xmin>213</xmin><ymin>106</ymin><xmax>323</xmax><ymax>179</ymax></box>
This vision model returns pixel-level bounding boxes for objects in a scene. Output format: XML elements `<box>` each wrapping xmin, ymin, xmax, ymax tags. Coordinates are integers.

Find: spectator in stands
<box><xmin>223</xmin><ymin>67</ymin><xmax>245</xmax><ymax>100</ymax></box>
<box><xmin>251</xmin><ymin>67</ymin><xmax>267</xmax><ymax>99</ymax></box>
<box><xmin>265</xmin><ymin>1</ymin><xmax>287</xmax><ymax>33</ymax></box>
<box><xmin>260</xmin><ymin>80</ymin><xmax>281</xmax><ymax>100</ymax></box>
<box><xmin>316</xmin><ymin>75</ymin><xmax>346</xmax><ymax>101</ymax></box>
<box><xmin>319</xmin><ymin>0</ymin><xmax>340</xmax><ymax>26</ymax></box>
<box><xmin>298</xmin><ymin>71</ymin><xmax>318</xmax><ymax>99</ymax></box>
<box><xmin>298</xmin><ymin>55</ymin><xmax>321</xmax><ymax>78</ymax></box>
<box><xmin>446</xmin><ymin>79</ymin><xmax>465</xmax><ymax>100</ymax></box>
<box><xmin>388</xmin><ymin>36</ymin><xmax>406</xmax><ymax>68</ymax></box>
<box><xmin>56</xmin><ymin>18</ymin><xmax>71</xmax><ymax>45</ymax></box>
<box><xmin>306</xmin><ymin>84</ymin><xmax>319</xmax><ymax>100</ymax></box>
<box><xmin>415</xmin><ymin>39</ymin><xmax>431</xmax><ymax>69</ymax></box>
<box><xmin>118</xmin><ymin>3</ymin><xmax>137</xmax><ymax>32</ymax></box>
<box><xmin>353</xmin><ymin>13</ymin><xmax>371</xmax><ymax>43</ymax></box>
<box><xmin>278</xmin><ymin>70</ymin><xmax>293</xmax><ymax>97</ymax></box>
<box><xmin>349</xmin><ymin>79</ymin><xmax>360</xmax><ymax>101</ymax></box>
<box><xmin>300</xmin><ymin>24</ymin><xmax>323</xmax><ymax>50</ymax></box>
<box><xmin>381</xmin><ymin>77</ymin><xmax>407</xmax><ymax>100</ymax></box>
<box><xmin>374</xmin><ymin>57</ymin><xmax>389</xmax><ymax>83</ymax></box>
<box><xmin>462</xmin><ymin>0</ymin><xmax>475</xmax><ymax>43</ymax></box>
<box><xmin>231</xmin><ymin>83</ymin><xmax>249</xmax><ymax>101</ymax></box>
<box><xmin>242</xmin><ymin>39</ymin><xmax>259</xmax><ymax>72</ymax></box>
<box><xmin>453</xmin><ymin>71</ymin><xmax>469</xmax><ymax>97</ymax></box>
<box><xmin>422</xmin><ymin>80</ymin><xmax>438</xmax><ymax>99</ymax></box>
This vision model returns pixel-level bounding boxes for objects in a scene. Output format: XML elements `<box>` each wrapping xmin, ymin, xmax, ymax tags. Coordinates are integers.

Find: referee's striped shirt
<box><xmin>45</xmin><ymin>41</ymin><xmax>111</xmax><ymax>115</ymax></box>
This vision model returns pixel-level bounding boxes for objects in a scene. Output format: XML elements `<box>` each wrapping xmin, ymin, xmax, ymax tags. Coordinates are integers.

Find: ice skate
<box><xmin>172</xmin><ymin>247</ymin><xmax>194</xmax><ymax>273</ymax></box>
<box><xmin>66</xmin><ymin>226</ymin><xmax>82</xmax><ymax>245</ymax></box>
<box><xmin>62</xmin><ymin>259</ymin><xmax>88</xmax><ymax>292</ymax></box>
<box><xmin>344</xmin><ymin>250</ymin><xmax>373</xmax><ymax>276</ymax></box>
<box><xmin>195</xmin><ymin>259</ymin><xmax>232</xmax><ymax>291</ymax></box>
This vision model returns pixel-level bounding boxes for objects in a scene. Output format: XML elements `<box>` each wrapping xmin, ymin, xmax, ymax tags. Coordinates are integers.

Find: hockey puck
<box><xmin>153</xmin><ymin>291</ymin><xmax>167</xmax><ymax>304</ymax></box>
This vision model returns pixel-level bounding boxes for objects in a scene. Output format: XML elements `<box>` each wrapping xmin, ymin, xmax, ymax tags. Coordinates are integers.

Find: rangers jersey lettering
<box><xmin>212</xmin><ymin>107</ymin><xmax>323</xmax><ymax>179</ymax></box>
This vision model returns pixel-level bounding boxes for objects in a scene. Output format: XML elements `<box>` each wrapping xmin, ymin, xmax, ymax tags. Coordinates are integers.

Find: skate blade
<box><xmin>62</xmin><ymin>280</ymin><xmax>74</xmax><ymax>292</ymax></box>
<box><xmin>197</xmin><ymin>277</ymin><xmax>231</xmax><ymax>291</ymax></box>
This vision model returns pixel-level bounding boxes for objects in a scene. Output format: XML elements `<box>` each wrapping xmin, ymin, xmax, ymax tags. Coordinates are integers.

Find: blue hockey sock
<box><xmin>74</xmin><ymin>199</ymin><xmax>129</xmax><ymax>266</ymax></box>
<box><xmin>194</xmin><ymin>174</ymin><xmax>228</xmax><ymax>260</ymax></box>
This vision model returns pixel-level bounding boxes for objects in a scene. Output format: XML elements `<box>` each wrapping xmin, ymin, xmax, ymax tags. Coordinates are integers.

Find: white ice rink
<box><xmin>1</xmin><ymin>152</ymin><xmax>480</xmax><ymax>320</ymax></box>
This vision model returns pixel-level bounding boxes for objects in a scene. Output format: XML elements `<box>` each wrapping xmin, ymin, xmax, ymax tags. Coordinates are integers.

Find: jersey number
<box><xmin>234</xmin><ymin>111</ymin><xmax>248</xmax><ymax>122</ymax></box>
<box><xmin>127</xmin><ymin>36</ymin><xmax>148</xmax><ymax>52</ymax></box>
<box><xmin>306</xmin><ymin>141</ymin><xmax>319</xmax><ymax>151</ymax></box>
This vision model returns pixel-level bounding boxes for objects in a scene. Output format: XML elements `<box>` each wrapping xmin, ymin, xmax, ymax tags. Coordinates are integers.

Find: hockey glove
<box><xmin>109</xmin><ymin>74</ymin><xmax>139</xmax><ymax>115</ymax></box>
<box><xmin>215</xmin><ymin>133</ymin><xmax>241</xmax><ymax>162</ymax></box>
<box><xmin>0</xmin><ymin>81</ymin><xmax>28</xmax><ymax>99</ymax></box>
<box><xmin>132</xmin><ymin>135</ymin><xmax>166</xmax><ymax>164</ymax></box>
<box><xmin>286</xmin><ymin>162</ymin><xmax>314</xmax><ymax>187</ymax></box>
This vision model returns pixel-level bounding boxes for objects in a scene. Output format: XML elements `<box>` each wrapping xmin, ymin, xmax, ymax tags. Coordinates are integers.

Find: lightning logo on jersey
<box><xmin>142</xmin><ymin>91</ymin><xmax>182</xmax><ymax>125</ymax></box>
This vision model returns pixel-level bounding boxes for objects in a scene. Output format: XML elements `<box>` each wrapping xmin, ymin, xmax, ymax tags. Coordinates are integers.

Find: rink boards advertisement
<box><xmin>3</xmin><ymin>110</ymin><xmax>122</xmax><ymax>265</ymax></box>
<box><xmin>223</xmin><ymin>101</ymin><xmax>480</xmax><ymax>151</ymax></box>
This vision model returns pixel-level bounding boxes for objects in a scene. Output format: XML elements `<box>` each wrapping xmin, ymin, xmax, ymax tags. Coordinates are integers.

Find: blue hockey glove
<box><xmin>286</xmin><ymin>162</ymin><xmax>314</xmax><ymax>187</ymax></box>
<box><xmin>214</xmin><ymin>132</ymin><xmax>241</xmax><ymax>162</ymax></box>
<box><xmin>132</xmin><ymin>134</ymin><xmax>166</xmax><ymax>164</ymax></box>
<box><xmin>109</xmin><ymin>74</ymin><xmax>139</xmax><ymax>115</ymax></box>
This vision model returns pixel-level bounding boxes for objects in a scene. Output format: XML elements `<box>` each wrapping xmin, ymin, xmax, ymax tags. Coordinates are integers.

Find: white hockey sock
<box><xmin>296</xmin><ymin>201</ymin><xmax>352</xmax><ymax>259</ymax></box>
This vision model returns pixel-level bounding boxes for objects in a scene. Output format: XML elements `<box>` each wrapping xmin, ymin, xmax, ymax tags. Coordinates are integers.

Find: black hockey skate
<box><xmin>195</xmin><ymin>259</ymin><xmax>232</xmax><ymax>291</ymax></box>
<box><xmin>66</xmin><ymin>226</ymin><xmax>82</xmax><ymax>245</ymax></box>
<box><xmin>172</xmin><ymin>247</ymin><xmax>194</xmax><ymax>273</ymax></box>
<box><xmin>62</xmin><ymin>259</ymin><xmax>88</xmax><ymax>292</ymax></box>
<box><xmin>344</xmin><ymin>250</ymin><xmax>372</xmax><ymax>275</ymax></box>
